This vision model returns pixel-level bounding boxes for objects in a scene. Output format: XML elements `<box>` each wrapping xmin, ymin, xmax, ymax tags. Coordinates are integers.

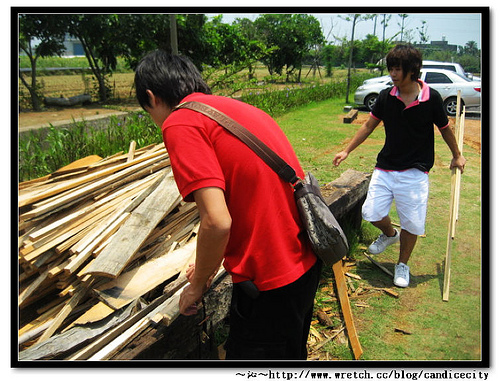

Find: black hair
<box><xmin>135</xmin><ymin>50</ymin><xmax>211</xmax><ymax>109</ymax></box>
<box><xmin>386</xmin><ymin>44</ymin><xmax>422</xmax><ymax>81</ymax></box>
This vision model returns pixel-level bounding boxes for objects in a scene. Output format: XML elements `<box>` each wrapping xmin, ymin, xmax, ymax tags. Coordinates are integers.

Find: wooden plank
<box><xmin>63</xmin><ymin>213</ymin><xmax>130</xmax><ymax>275</ymax></box>
<box><xmin>93</xmin><ymin>239</ymin><xmax>196</xmax><ymax>310</ymax></box>
<box><xmin>20</xmin><ymin>153</ymin><xmax>169</xmax><ymax>220</ymax></box>
<box><xmin>19</xmin><ymin>301</ymin><xmax>139</xmax><ymax>360</ymax></box>
<box><xmin>81</xmin><ymin>173</ymin><xmax>182</xmax><ymax>278</ymax></box>
<box><xmin>18</xmin><ymin>270</ymin><xmax>50</xmax><ymax>306</ymax></box>
<box><xmin>332</xmin><ymin>260</ymin><xmax>363</xmax><ymax>360</ymax></box>
<box><xmin>50</xmin><ymin>155</ymin><xmax>103</xmax><ymax>177</ymax></box>
<box><xmin>19</xmin><ymin>148</ymin><xmax>167</xmax><ymax>208</ymax></box>
<box><xmin>127</xmin><ymin>141</ymin><xmax>137</xmax><ymax>162</ymax></box>
<box><xmin>66</xmin><ymin>279</ymin><xmax>187</xmax><ymax>360</ymax></box>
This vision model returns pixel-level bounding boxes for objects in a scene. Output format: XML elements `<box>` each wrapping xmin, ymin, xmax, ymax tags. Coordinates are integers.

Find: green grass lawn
<box><xmin>275</xmin><ymin>98</ymin><xmax>483</xmax><ymax>362</ymax></box>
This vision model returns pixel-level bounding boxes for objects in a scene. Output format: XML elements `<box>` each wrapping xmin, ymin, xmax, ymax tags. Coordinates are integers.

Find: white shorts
<box><xmin>362</xmin><ymin>168</ymin><xmax>429</xmax><ymax>236</ymax></box>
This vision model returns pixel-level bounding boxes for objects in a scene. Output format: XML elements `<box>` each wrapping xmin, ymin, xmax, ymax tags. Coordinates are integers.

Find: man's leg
<box><xmin>398</xmin><ymin>229</ymin><xmax>418</xmax><ymax>264</ymax></box>
<box><xmin>371</xmin><ymin>215</ymin><xmax>397</xmax><ymax>238</ymax></box>
<box><xmin>225</xmin><ymin>260</ymin><xmax>321</xmax><ymax>360</ymax></box>
<box><xmin>393</xmin><ymin>230</ymin><xmax>416</xmax><ymax>287</ymax></box>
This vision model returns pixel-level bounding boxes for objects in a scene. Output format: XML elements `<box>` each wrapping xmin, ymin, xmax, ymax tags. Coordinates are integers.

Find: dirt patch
<box><xmin>18</xmin><ymin>102</ymin><xmax>141</xmax><ymax>131</ymax></box>
<box><xmin>346</xmin><ymin>112</ymin><xmax>481</xmax><ymax>154</ymax></box>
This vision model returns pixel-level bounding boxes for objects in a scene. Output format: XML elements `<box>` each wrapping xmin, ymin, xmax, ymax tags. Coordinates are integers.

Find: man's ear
<box><xmin>146</xmin><ymin>89</ymin><xmax>159</xmax><ymax>107</ymax></box>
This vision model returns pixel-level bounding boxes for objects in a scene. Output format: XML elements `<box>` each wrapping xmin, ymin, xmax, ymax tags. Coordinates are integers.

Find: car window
<box><xmin>424</xmin><ymin>72</ymin><xmax>453</xmax><ymax>84</ymax></box>
<box><xmin>423</xmin><ymin>64</ymin><xmax>457</xmax><ymax>72</ymax></box>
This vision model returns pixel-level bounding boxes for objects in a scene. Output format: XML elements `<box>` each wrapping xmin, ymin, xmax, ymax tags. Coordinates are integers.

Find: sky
<box><xmin>208</xmin><ymin>12</ymin><xmax>483</xmax><ymax>49</ymax></box>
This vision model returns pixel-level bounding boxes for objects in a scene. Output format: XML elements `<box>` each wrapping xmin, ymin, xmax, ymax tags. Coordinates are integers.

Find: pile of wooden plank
<box><xmin>18</xmin><ymin>142</ymin><xmax>205</xmax><ymax>360</ymax></box>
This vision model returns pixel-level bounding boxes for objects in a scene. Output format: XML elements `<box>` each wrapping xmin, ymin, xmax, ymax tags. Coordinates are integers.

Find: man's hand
<box><xmin>450</xmin><ymin>155</ymin><xmax>467</xmax><ymax>173</ymax></box>
<box><xmin>179</xmin><ymin>283</ymin><xmax>204</xmax><ymax>316</ymax></box>
<box><xmin>333</xmin><ymin>151</ymin><xmax>349</xmax><ymax>167</ymax></box>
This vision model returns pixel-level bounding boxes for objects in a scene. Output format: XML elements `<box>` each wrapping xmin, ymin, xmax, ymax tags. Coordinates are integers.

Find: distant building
<box><xmin>62</xmin><ymin>34</ymin><xmax>85</xmax><ymax>57</ymax></box>
<box><xmin>415</xmin><ymin>36</ymin><xmax>458</xmax><ymax>53</ymax></box>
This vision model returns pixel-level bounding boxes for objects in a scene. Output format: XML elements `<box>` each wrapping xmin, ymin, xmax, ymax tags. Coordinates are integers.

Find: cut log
<box><xmin>343</xmin><ymin>109</ymin><xmax>358</xmax><ymax>123</ymax></box>
<box><xmin>322</xmin><ymin>169</ymin><xmax>371</xmax><ymax>222</ymax></box>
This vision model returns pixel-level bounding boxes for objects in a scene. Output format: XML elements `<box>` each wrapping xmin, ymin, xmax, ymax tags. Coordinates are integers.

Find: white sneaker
<box><xmin>368</xmin><ymin>229</ymin><xmax>400</xmax><ymax>254</ymax></box>
<box><xmin>394</xmin><ymin>262</ymin><xmax>410</xmax><ymax>288</ymax></box>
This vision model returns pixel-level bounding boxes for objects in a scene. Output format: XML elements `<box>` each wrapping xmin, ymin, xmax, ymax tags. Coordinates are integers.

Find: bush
<box><xmin>19</xmin><ymin>111</ymin><xmax>161</xmax><ymax>182</ymax></box>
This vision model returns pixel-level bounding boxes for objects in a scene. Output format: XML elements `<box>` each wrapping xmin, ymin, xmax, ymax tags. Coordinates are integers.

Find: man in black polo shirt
<box><xmin>333</xmin><ymin>44</ymin><xmax>466</xmax><ymax>288</ymax></box>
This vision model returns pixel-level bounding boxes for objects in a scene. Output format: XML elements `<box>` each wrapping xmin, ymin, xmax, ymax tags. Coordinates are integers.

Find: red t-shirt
<box><xmin>162</xmin><ymin>93</ymin><xmax>317</xmax><ymax>291</ymax></box>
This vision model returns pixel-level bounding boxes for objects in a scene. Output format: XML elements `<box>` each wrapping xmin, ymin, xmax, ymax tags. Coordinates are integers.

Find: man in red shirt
<box><xmin>135</xmin><ymin>50</ymin><xmax>320</xmax><ymax>359</ymax></box>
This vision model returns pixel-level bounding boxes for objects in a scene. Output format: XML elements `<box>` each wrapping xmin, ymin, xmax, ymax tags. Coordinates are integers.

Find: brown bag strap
<box><xmin>175</xmin><ymin>101</ymin><xmax>300</xmax><ymax>185</ymax></box>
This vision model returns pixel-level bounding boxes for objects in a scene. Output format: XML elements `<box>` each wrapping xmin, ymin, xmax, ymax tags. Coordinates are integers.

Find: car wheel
<box><xmin>364</xmin><ymin>94</ymin><xmax>378</xmax><ymax>111</ymax></box>
<box><xmin>443</xmin><ymin>97</ymin><xmax>464</xmax><ymax>117</ymax></box>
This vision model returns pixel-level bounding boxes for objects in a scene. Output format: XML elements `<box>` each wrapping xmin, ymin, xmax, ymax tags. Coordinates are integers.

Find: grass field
<box><xmin>17</xmin><ymin>67</ymin><xmax>483</xmax><ymax>362</ymax></box>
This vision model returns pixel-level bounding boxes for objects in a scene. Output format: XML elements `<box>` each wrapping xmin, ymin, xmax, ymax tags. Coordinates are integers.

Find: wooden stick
<box><xmin>127</xmin><ymin>141</ymin><xmax>137</xmax><ymax>162</ymax></box>
<box><xmin>443</xmin><ymin>91</ymin><xmax>465</xmax><ymax>302</ymax></box>
<box><xmin>362</xmin><ymin>252</ymin><xmax>393</xmax><ymax>278</ymax></box>
<box><xmin>36</xmin><ymin>280</ymin><xmax>92</xmax><ymax>344</ymax></box>
<box><xmin>332</xmin><ymin>260</ymin><xmax>363</xmax><ymax>360</ymax></box>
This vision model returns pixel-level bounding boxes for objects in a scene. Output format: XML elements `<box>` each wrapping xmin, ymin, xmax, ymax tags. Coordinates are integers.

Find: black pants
<box><xmin>225</xmin><ymin>259</ymin><xmax>322</xmax><ymax>360</ymax></box>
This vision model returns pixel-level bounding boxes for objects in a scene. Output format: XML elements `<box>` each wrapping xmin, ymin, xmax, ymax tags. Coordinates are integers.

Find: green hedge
<box><xmin>241</xmin><ymin>73</ymin><xmax>372</xmax><ymax>117</ymax></box>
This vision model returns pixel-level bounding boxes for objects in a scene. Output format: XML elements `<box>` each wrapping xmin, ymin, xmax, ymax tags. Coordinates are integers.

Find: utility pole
<box><xmin>170</xmin><ymin>14</ymin><xmax>178</xmax><ymax>55</ymax></box>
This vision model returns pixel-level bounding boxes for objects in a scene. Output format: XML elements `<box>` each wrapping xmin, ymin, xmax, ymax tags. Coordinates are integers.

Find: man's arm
<box><xmin>439</xmin><ymin>126</ymin><xmax>466</xmax><ymax>173</ymax></box>
<box><xmin>179</xmin><ymin>187</ymin><xmax>232</xmax><ymax>315</ymax></box>
<box><xmin>333</xmin><ymin>115</ymin><xmax>381</xmax><ymax>166</ymax></box>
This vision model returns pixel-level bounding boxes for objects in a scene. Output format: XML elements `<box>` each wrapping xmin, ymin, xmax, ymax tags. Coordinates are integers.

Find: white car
<box><xmin>354</xmin><ymin>76</ymin><xmax>392</xmax><ymax>110</ymax></box>
<box><xmin>354</xmin><ymin>69</ymin><xmax>481</xmax><ymax>116</ymax></box>
<box><xmin>420</xmin><ymin>68</ymin><xmax>481</xmax><ymax>116</ymax></box>
<box><xmin>422</xmin><ymin>60</ymin><xmax>480</xmax><ymax>82</ymax></box>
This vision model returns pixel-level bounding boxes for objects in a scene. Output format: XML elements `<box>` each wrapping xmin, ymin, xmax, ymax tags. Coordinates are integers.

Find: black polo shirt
<box><xmin>371</xmin><ymin>80</ymin><xmax>449</xmax><ymax>172</ymax></box>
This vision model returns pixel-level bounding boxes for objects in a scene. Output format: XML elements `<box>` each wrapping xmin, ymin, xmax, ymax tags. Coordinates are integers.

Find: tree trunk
<box><xmin>346</xmin><ymin>15</ymin><xmax>358</xmax><ymax>104</ymax></box>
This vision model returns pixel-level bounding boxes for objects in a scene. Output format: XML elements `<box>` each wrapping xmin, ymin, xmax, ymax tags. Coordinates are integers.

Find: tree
<box><xmin>63</xmin><ymin>14</ymin><xmax>125</xmax><ymax>103</ymax></box>
<box><xmin>116</xmin><ymin>14</ymin><xmax>171</xmax><ymax>70</ymax></box>
<box><xmin>234</xmin><ymin>17</ymin><xmax>268</xmax><ymax>80</ymax></box>
<box><xmin>397</xmin><ymin>14</ymin><xmax>409</xmax><ymax>42</ymax></box>
<box><xmin>18</xmin><ymin>14</ymin><xmax>67</xmax><ymax>110</ymax></box>
<box><xmin>254</xmin><ymin>14</ymin><xmax>324</xmax><ymax>81</ymax></box>
<box><xmin>118</xmin><ymin>14</ymin><xmax>208</xmax><ymax>71</ymax></box>
<box><xmin>204</xmin><ymin>15</ymin><xmax>252</xmax><ymax>71</ymax></box>
<box><xmin>380</xmin><ymin>14</ymin><xmax>392</xmax><ymax>43</ymax></box>
<box><xmin>461</xmin><ymin>41</ymin><xmax>479</xmax><ymax>56</ymax></box>
<box><xmin>341</xmin><ymin>14</ymin><xmax>373</xmax><ymax>103</ymax></box>
<box><xmin>417</xmin><ymin>20</ymin><xmax>429</xmax><ymax>44</ymax></box>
